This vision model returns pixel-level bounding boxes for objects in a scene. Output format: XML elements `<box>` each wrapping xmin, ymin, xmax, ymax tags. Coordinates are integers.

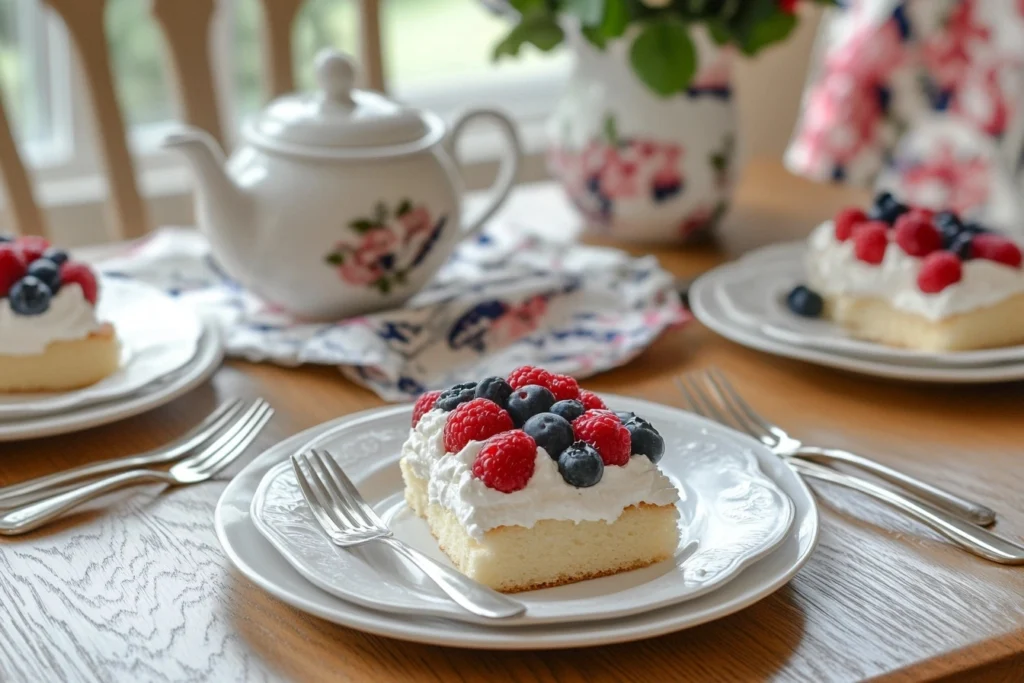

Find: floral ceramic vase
<box><xmin>547</xmin><ymin>30</ymin><xmax>737</xmax><ymax>245</ymax></box>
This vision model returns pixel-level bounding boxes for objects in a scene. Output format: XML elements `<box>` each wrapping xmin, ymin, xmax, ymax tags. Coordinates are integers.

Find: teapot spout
<box><xmin>162</xmin><ymin>127</ymin><xmax>254</xmax><ymax>266</ymax></box>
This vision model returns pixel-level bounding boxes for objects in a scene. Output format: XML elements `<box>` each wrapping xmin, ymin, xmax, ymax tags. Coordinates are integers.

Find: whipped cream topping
<box><xmin>402</xmin><ymin>408</ymin><xmax>679</xmax><ymax>539</ymax></box>
<box><xmin>806</xmin><ymin>221</ymin><xmax>1024</xmax><ymax>321</ymax></box>
<box><xmin>0</xmin><ymin>283</ymin><xmax>101</xmax><ymax>355</ymax></box>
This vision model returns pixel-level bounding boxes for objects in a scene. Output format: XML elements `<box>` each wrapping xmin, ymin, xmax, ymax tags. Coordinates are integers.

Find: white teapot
<box><xmin>163</xmin><ymin>49</ymin><xmax>521</xmax><ymax>320</ymax></box>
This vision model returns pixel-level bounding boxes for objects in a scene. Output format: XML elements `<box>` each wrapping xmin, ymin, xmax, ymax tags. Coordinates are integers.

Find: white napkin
<box><xmin>98</xmin><ymin>227</ymin><xmax>687</xmax><ymax>401</ymax></box>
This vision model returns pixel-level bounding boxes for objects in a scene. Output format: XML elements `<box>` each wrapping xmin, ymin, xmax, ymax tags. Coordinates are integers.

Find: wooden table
<box><xmin>3</xmin><ymin>161</ymin><xmax>1023</xmax><ymax>682</ymax></box>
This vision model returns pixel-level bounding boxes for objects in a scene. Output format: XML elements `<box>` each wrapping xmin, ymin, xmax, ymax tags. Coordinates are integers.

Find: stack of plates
<box><xmin>690</xmin><ymin>242</ymin><xmax>1024</xmax><ymax>383</ymax></box>
<box><xmin>0</xmin><ymin>279</ymin><xmax>223</xmax><ymax>441</ymax></box>
<box><xmin>214</xmin><ymin>397</ymin><xmax>819</xmax><ymax>648</ymax></box>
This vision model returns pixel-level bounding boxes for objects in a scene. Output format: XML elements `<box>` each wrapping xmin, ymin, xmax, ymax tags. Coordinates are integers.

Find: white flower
<box><xmin>640</xmin><ymin>0</ymin><xmax>673</xmax><ymax>7</ymax></box>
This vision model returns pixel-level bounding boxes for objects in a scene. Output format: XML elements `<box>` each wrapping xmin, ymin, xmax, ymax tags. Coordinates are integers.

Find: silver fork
<box><xmin>676</xmin><ymin>373</ymin><xmax>1024</xmax><ymax>565</ymax></box>
<box><xmin>0</xmin><ymin>399</ymin><xmax>274</xmax><ymax>535</ymax></box>
<box><xmin>0</xmin><ymin>399</ymin><xmax>247</xmax><ymax>508</ymax></box>
<box><xmin>292</xmin><ymin>449</ymin><xmax>526</xmax><ymax>619</ymax></box>
<box><xmin>676</xmin><ymin>368</ymin><xmax>996</xmax><ymax>527</ymax></box>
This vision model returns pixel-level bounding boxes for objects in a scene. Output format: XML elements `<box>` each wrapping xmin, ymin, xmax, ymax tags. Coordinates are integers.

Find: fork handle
<box><xmin>791</xmin><ymin>460</ymin><xmax>1024</xmax><ymax>565</ymax></box>
<box><xmin>795</xmin><ymin>447</ymin><xmax>997</xmax><ymax>527</ymax></box>
<box><xmin>0</xmin><ymin>470</ymin><xmax>171</xmax><ymax>536</ymax></box>
<box><xmin>379</xmin><ymin>537</ymin><xmax>526</xmax><ymax>619</ymax></box>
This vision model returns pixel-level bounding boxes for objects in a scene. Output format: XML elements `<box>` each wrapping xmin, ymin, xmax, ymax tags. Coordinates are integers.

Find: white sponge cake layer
<box><xmin>0</xmin><ymin>325</ymin><xmax>120</xmax><ymax>392</ymax></box>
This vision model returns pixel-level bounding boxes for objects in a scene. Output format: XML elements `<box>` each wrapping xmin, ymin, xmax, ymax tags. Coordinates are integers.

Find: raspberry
<box><xmin>60</xmin><ymin>262</ymin><xmax>98</xmax><ymax>304</ymax></box>
<box><xmin>578</xmin><ymin>390</ymin><xmax>607</xmax><ymax>411</ymax></box>
<box><xmin>0</xmin><ymin>244</ymin><xmax>27</xmax><ymax>298</ymax></box>
<box><xmin>411</xmin><ymin>390</ymin><xmax>441</xmax><ymax>427</ymax></box>
<box><xmin>507</xmin><ymin>365</ymin><xmax>554</xmax><ymax>390</ymax></box>
<box><xmin>853</xmin><ymin>221</ymin><xmax>889</xmax><ymax>264</ymax></box>
<box><xmin>917</xmin><ymin>252</ymin><xmax>962</xmax><ymax>293</ymax></box>
<box><xmin>15</xmin><ymin>235</ymin><xmax>50</xmax><ymax>263</ymax></box>
<box><xmin>971</xmin><ymin>234</ymin><xmax>1022</xmax><ymax>268</ymax></box>
<box><xmin>443</xmin><ymin>398</ymin><xmax>514</xmax><ymax>453</ymax></box>
<box><xmin>904</xmin><ymin>207</ymin><xmax>935</xmax><ymax>223</ymax></box>
<box><xmin>472</xmin><ymin>430</ymin><xmax>537</xmax><ymax>493</ymax></box>
<box><xmin>547</xmin><ymin>373</ymin><xmax>580</xmax><ymax>401</ymax></box>
<box><xmin>572</xmin><ymin>411</ymin><xmax>630</xmax><ymax>466</ymax></box>
<box><xmin>833</xmin><ymin>207</ymin><xmax>868</xmax><ymax>242</ymax></box>
<box><xmin>894</xmin><ymin>213</ymin><xmax>942</xmax><ymax>257</ymax></box>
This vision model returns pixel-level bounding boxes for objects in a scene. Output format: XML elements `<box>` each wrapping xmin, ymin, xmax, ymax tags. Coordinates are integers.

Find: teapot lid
<box><xmin>243</xmin><ymin>50</ymin><xmax>444</xmax><ymax>158</ymax></box>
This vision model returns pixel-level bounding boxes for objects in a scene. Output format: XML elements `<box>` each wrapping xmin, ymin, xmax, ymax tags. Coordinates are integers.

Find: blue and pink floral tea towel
<box><xmin>98</xmin><ymin>227</ymin><xmax>687</xmax><ymax>401</ymax></box>
<box><xmin>787</xmin><ymin>0</ymin><xmax>1024</xmax><ymax>234</ymax></box>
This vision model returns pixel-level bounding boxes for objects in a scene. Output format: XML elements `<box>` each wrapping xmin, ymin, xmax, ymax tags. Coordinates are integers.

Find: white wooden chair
<box><xmin>0</xmin><ymin>0</ymin><xmax>385</xmax><ymax>241</ymax></box>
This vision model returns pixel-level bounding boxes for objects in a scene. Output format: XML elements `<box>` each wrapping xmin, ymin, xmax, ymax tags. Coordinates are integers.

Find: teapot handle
<box><xmin>447</xmin><ymin>109</ymin><xmax>522</xmax><ymax>237</ymax></box>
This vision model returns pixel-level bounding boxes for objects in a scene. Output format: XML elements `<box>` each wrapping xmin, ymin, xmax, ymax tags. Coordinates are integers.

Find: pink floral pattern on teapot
<box><xmin>324</xmin><ymin>199</ymin><xmax>446</xmax><ymax>294</ymax></box>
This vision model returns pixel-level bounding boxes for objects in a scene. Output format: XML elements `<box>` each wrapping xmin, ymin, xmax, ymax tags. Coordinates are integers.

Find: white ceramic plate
<box><xmin>0</xmin><ymin>323</ymin><xmax>223</xmax><ymax>442</ymax></box>
<box><xmin>215</xmin><ymin>408</ymin><xmax>819</xmax><ymax>649</ymax></box>
<box><xmin>691</xmin><ymin>262</ymin><xmax>1024</xmax><ymax>383</ymax></box>
<box><xmin>721</xmin><ymin>244</ymin><xmax>1024</xmax><ymax>367</ymax></box>
<box><xmin>249</xmin><ymin>397</ymin><xmax>794</xmax><ymax>626</ymax></box>
<box><xmin>0</xmin><ymin>278</ymin><xmax>203</xmax><ymax>419</ymax></box>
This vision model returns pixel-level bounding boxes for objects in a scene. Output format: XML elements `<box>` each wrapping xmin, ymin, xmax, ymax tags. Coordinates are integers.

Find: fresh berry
<box><xmin>42</xmin><ymin>248</ymin><xmax>68</xmax><ymax>266</ymax></box>
<box><xmin>917</xmin><ymin>252</ymin><xmax>962</xmax><ymax>294</ymax></box>
<box><xmin>557</xmin><ymin>442</ymin><xmax>604</xmax><ymax>488</ymax></box>
<box><xmin>59</xmin><ymin>262</ymin><xmax>98</xmax><ymax>304</ymax></box>
<box><xmin>523</xmin><ymin>413</ymin><xmax>574</xmax><ymax>459</ymax></box>
<box><xmin>578</xmin><ymin>389</ymin><xmax>607</xmax><ymax>411</ymax></box>
<box><xmin>934</xmin><ymin>210</ymin><xmax>963</xmax><ymax>247</ymax></box>
<box><xmin>786</xmin><ymin>285</ymin><xmax>823</xmax><ymax>318</ymax></box>
<box><xmin>949</xmin><ymin>232</ymin><xmax>974</xmax><ymax>260</ymax></box>
<box><xmin>507</xmin><ymin>365</ymin><xmax>554</xmax><ymax>391</ymax></box>
<box><xmin>903</xmin><ymin>207</ymin><xmax>935</xmax><ymax>223</ymax></box>
<box><xmin>474</xmin><ymin>376</ymin><xmax>513</xmax><ymax>407</ymax></box>
<box><xmin>550</xmin><ymin>399</ymin><xmax>585</xmax><ymax>422</ymax></box>
<box><xmin>0</xmin><ymin>244</ymin><xmax>27</xmax><ymax>298</ymax></box>
<box><xmin>894</xmin><ymin>213</ymin><xmax>942</xmax><ymax>257</ymax></box>
<box><xmin>0</xmin><ymin>235</ymin><xmax>11</xmax><ymax>243</ymax></box>
<box><xmin>435</xmin><ymin>381</ymin><xmax>478</xmax><ymax>412</ymax></box>
<box><xmin>624</xmin><ymin>415</ymin><xmax>665</xmax><ymax>464</ymax></box>
<box><xmin>962</xmin><ymin>221</ymin><xmax>991</xmax><ymax>236</ymax></box>
<box><xmin>506</xmin><ymin>384</ymin><xmax>556</xmax><ymax>427</ymax></box>
<box><xmin>547</xmin><ymin>373</ymin><xmax>580</xmax><ymax>401</ymax></box>
<box><xmin>411</xmin><ymin>390</ymin><xmax>441</xmax><ymax>427</ymax></box>
<box><xmin>472</xmin><ymin>430</ymin><xmax>537</xmax><ymax>493</ymax></box>
<box><xmin>15</xmin><ymin>235</ymin><xmax>50</xmax><ymax>262</ymax></box>
<box><xmin>833</xmin><ymin>207</ymin><xmax>868</xmax><ymax>242</ymax></box>
<box><xmin>853</xmin><ymin>221</ymin><xmax>889</xmax><ymax>264</ymax></box>
<box><xmin>972</xmin><ymin>234</ymin><xmax>1022</xmax><ymax>268</ymax></box>
<box><xmin>8</xmin><ymin>276</ymin><xmax>52</xmax><ymax>315</ymax></box>
<box><xmin>868</xmin><ymin>191</ymin><xmax>908</xmax><ymax>224</ymax></box>
<box><xmin>443</xmin><ymin>398</ymin><xmax>514</xmax><ymax>453</ymax></box>
<box><xmin>615</xmin><ymin>411</ymin><xmax>636</xmax><ymax>423</ymax></box>
<box><xmin>573</xmin><ymin>411</ymin><xmax>630</xmax><ymax>466</ymax></box>
<box><xmin>26</xmin><ymin>258</ymin><xmax>61</xmax><ymax>292</ymax></box>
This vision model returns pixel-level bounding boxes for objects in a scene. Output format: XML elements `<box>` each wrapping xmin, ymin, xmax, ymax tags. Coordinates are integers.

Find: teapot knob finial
<box><xmin>315</xmin><ymin>49</ymin><xmax>356</xmax><ymax>107</ymax></box>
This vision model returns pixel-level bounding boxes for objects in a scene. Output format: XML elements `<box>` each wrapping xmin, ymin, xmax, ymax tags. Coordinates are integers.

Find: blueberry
<box><xmin>949</xmin><ymin>232</ymin><xmax>974</xmax><ymax>260</ymax></box>
<box><xmin>435</xmin><ymin>382</ymin><xmax>477</xmax><ymax>412</ymax></box>
<box><xmin>934</xmin><ymin>210</ymin><xmax>963</xmax><ymax>247</ymax></box>
<box><xmin>8</xmin><ymin>276</ymin><xmax>52</xmax><ymax>315</ymax></box>
<box><xmin>962</xmin><ymin>221</ymin><xmax>990</xmax><ymax>236</ymax></box>
<box><xmin>506</xmin><ymin>384</ymin><xmax>555</xmax><ymax>427</ymax></box>
<box><xmin>27</xmin><ymin>258</ymin><xmax>61</xmax><ymax>292</ymax></box>
<box><xmin>615</xmin><ymin>411</ymin><xmax>636</xmax><ymax>423</ymax></box>
<box><xmin>474</xmin><ymin>376</ymin><xmax>512</xmax><ymax>407</ymax></box>
<box><xmin>42</xmin><ymin>248</ymin><xmax>68</xmax><ymax>265</ymax></box>
<box><xmin>558</xmin><ymin>442</ymin><xmax>604</xmax><ymax>488</ymax></box>
<box><xmin>625</xmin><ymin>416</ymin><xmax>665</xmax><ymax>464</ymax></box>
<box><xmin>550</xmin><ymin>399</ymin><xmax>585</xmax><ymax>422</ymax></box>
<box><xmin>868</xmin><ymin>191</ymin><xmax>908</xmax><ymax>224</ymax></box>
<box><xmin>786</xmin><ymin>285</ymin><xmax>824</xmax><ymax>318</ymax></box>
<box><xmin>524</xmin><ymin>413</ymin><xmax>574</xmax><ymax>459</ymax></box>
<box><xmin>0</xmin><ymin>235</ymin><xmax>11</xmax><ymax>243</ymax></box>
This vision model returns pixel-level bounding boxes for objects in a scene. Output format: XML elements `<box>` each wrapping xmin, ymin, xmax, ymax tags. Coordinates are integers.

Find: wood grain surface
<box><xmin>2</xmin><ymin>162</ymin><xmax>1023</xmax><ymax>682</ymax></box>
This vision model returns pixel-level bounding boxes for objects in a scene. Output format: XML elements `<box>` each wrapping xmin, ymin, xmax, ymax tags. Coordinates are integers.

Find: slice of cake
<box><xmin>786</xmin><ymin>193</ymin><xmax>1024</xmax><ymax>352</ymax></box>
<box><xmin>400</xmin><ymin>367</ymin><xmax>680</xmax><ymax>593</ymax></box>
<box><xmin>0</xmin><ymin>235</ymin><xmax>120</xmax><ymax>392</ymax></box>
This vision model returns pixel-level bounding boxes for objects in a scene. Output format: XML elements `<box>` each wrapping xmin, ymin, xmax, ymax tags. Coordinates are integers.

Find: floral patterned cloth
<box><xmin>97</xmin><ymin>228</ymin><xmax>688</xmax><ymax>401</ymax></box>
<box><xmin>786</xmin><ymin>0</ymin><xmax>1024</xmax><ymax>233</ymax></box>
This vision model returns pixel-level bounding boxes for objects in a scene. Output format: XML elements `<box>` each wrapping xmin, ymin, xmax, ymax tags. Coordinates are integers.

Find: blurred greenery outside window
<box><xmin>0</xmin><ymin>0</ymin><xmax>567</xmax><ymax>166</ymax></box>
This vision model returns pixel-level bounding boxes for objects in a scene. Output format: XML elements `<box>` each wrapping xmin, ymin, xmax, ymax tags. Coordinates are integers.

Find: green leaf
<box><xmin>374</xmin><ymin>277</ymin><xmax>392</xmax><ymax>295</ymax></box>
<box><xmin>396</xmin><ymin>198</ymin><xmax>412</xmax><ymax>217</ymax></box>
<box><xmin>349</xmin><ymin>219</ymin><xmax>375</xmax><ymax>234</ymax></box>
<box><xmin>493</xmin><ymin>12</ymin><xmax>565</xmax><ymax>60</ymax></box>
<box><xmin>629</xmin><ymin>19</ymin><xmax>697</xmax><ymax>97</ymax></box>
<box><xmin>706</xmin><ymin>18</ymin><xmax>731</xmax><ymax>45</ymax></box>
<box><xmin>600</xmin><ymin>0</ymin><xmax>629</xmax><ymax>39</ymax></box>
<box><xmin>325</xmin><ymin>252</ymin><xmax>344</xmax><ymax>266</ymax></box>
<box><xmin>727</xmin><ymin>0</ymin><xmax>797</xmax><ymax>56</ymax></box>
<box><xmin>374</xmin><ymin>201</ymin><xmax>389</xmax><ymax>224</ymax></box>
<box><xmin>562</xmin><ymin>0</ymin><xmax>605</xmax><ymax>26</ymax></box>
<box><xmin>739</xmin><ymin>11</ymin><xmax>797</xmax><ymax>55</ymax></box>
<box><xmin>602</xmin><ymin>114</ymin><xmax>619</xmax><ymax>146</ymax></box>
<box><xmin>508</xmin><ymin>0</ymin><xmax>547</xmax><ymax>12</ymax></box>
<box><xmin>581</xmin><ymin>25</ymin><xmax>607</xmax><ymax>49</ymax></box>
